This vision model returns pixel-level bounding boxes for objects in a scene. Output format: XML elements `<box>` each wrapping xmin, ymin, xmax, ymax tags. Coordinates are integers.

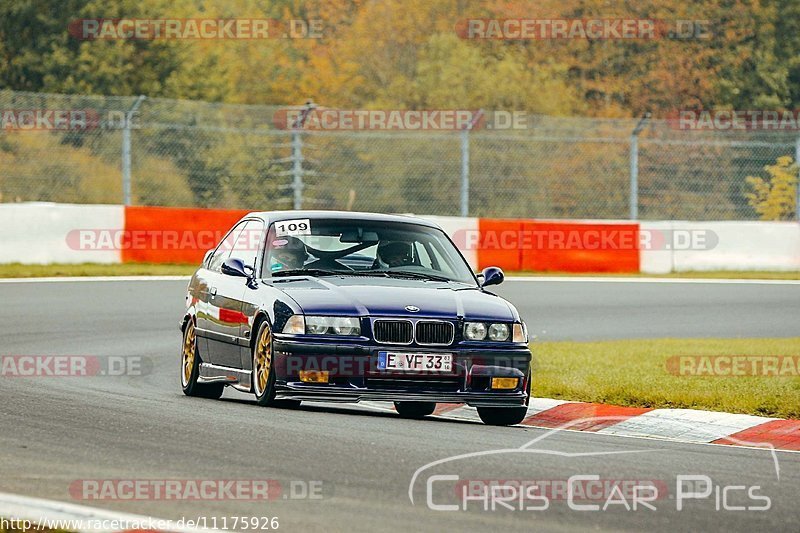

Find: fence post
<box><xmin>291</xmin><ymin>131</ymin><xmax>304</xmax><ymax>210</ymax></box>
<box><xmin>796</xmin><ymin>136</ymin><xmax>800</xmax><ymax>221</ymax></box>
<box><xmin>460</xmin><ymin>110</ymin><xmax>484</xmax><ymax>217</ymax></box>
<box><xmin>460</xmin><ymin>129</ymin><xmax>469</xmax><ymax>217</ymax></box>
<box><xmin>122</xmin><ymin>95</ymin><xmax>146</xmax><ymax>206</ymax></box>
<box><xmin>290</xmin><ymin>101</ymin><xmax>316</xmax><ymax>210</ymax></box>
<box><xmin>629</xmin><ymin>113</ymin><xmax>650</xmax><ymax>220</ymax></box>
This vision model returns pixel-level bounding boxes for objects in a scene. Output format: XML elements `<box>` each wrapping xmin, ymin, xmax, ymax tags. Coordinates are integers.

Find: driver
<box><xmin>376</xmin><ymin>241</ymin><xmax>413</xmax><ymax>268</ymax></box>
<box><xmin>269</xmin><ymin>236</ymin><xmax>308</xmax><ymax>271</ymax></box>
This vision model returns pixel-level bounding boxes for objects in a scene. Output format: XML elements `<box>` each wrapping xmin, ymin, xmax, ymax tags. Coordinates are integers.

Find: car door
<box><xmin>197</xmin><ymin>220</ymin><xmax>247</xmax><ymax>367</ymax></box>
<box><xmin>228</xmin><ymin>218</ymin><xmax>266</xmax><ymax>369</ymax></box>
<box><xmin>195</xmin><ymin>222</ymin><xmax>244</xmax><ymax>363</ymax></box>
<box><xmin>206</xmin><ymin>219</ymin><xmax>264</xmax><ymax>369</ymax></box>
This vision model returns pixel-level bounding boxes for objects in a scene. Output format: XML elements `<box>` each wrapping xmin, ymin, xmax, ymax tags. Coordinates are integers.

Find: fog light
<box><xmin>491</xmin><ymin>377</ymin><xmax>518</xmax><ymax>390</ymax></box>
<box><xmin>299</xmin><ymin>370</ymin><xmax>329</xmax><ymax>383</ymax></box>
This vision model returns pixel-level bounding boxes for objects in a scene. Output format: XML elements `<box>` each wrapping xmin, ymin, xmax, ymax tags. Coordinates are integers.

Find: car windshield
<box><xmin>262</xmin><ymin>218</ymin><xmax>477</xmax><ymax>284</ymax></box>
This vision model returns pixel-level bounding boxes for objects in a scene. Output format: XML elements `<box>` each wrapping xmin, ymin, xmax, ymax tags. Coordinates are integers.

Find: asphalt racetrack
<box><xmin>1</xmin><ymin>278</ymin><xmax>798</xmax><ymax>532</ymax></box>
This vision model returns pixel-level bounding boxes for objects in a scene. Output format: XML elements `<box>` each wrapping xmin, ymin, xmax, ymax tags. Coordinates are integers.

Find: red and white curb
<box><xmin>362</xmin><ymin>399</ymin><xmax>800</xmax><ymax>452</ymax></box>
<box><xmin>0</xmin><ymin>491</ymin><xmax>212</xmax><ymax>533</ymax></box>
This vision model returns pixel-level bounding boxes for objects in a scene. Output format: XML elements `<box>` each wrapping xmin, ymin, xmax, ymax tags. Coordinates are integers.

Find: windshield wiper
<box><xmin>336</xmin><ymin>270</ymin><xmax>390</xmax><ymax>277</ymax></box>
<box><xmin>382</xmin><ymin>271</ymin><xmax>452</xmax><ymax>282</ymax></box>
<box><xmin>272</xmin><ymin>269</ymin><xmax>393</xmax><ymax>278</ymax></box>
<box><xmin>271</xmin><ymin>268</ymin><xmax>344</xmax><ymax>277</ymax></box>
<box><xmin>272</xmin><ymin>269</ymin><xmax>451</xmax><ymax>282</ymax></box>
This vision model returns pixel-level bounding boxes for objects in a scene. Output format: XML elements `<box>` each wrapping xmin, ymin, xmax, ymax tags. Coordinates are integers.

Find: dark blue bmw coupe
<box><xmin>180</xmin><ymin>211</ymin><xmax>531</xmax><ymax>425</ymax></box>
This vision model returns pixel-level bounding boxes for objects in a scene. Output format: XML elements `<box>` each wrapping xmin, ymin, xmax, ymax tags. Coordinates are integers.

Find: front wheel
<box><xmin>251</xmin><ymin>321</ymin><xmax>301</xmax><ymax>408</ymax></box>
<box><xmin>180</xmin><ymin>320</ymin><xmax>224</xmax><ymax>399</ymax></box>
<box><xmin>394</xmin><ymin>401</ymin><xmax>436</xmax><ymax>419</ymax></box>
<box><xmin>253</xmin><ymin>321</ymin><xmax>278</xmax><ymax>406</ymax></box>
<box><xmin>477</xmin><ymin>406</ymin><xmax>528</xmax><ymax>426</ymax></box>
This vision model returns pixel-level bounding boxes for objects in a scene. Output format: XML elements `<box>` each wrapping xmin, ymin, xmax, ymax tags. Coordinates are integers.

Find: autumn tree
<box><xmin>746</xmin><ymin>156</ymin><xmax>798</xmax><ymax>220</ymax></box>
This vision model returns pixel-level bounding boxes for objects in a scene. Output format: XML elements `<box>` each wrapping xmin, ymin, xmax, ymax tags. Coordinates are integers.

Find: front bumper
<box><xmin>272</xmin><ymin>338</ymin><xmax>531</xmax><ymax>407</ymax></box>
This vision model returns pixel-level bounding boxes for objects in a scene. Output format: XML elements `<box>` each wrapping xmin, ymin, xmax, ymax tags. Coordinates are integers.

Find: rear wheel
<box><xmin>180</xmin><ymin>320</ymin><xmax>224</xmax><ymax>399</ymax></box>
<box><xmin>394</xmin><ymin>401</ymin><xmax>436</xmax><ymax>419</ymax></box>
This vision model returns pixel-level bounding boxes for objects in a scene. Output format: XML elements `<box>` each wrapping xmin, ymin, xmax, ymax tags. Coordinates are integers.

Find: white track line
<box><xmin>360</xmin><ymin>400</ymin><xmax>800</xmax><ymax>454</ymax></box>
<box><xmin>0</xmin><ymin>491</ymin><xmax>212</xmax><ymax>533</ymax></box>
<box><xmin>0</xmin><ymin>276</ymin><xmax>190</xmax><ymax>283</ymax></box>
<box><xmin>506</xmin><ymin>276</ymin><xmax>800</xmax><ymax>285</ymax></box>
<box><xmin>597</xmin><ymin>409</ymin><xmax>776</xmax><ymax>442</ymax></box>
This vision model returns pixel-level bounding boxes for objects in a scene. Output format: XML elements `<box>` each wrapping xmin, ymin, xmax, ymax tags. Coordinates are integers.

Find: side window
<box><xmin>415</xmin><ymin>242</ymin><xmax>434</xmax><ymax>269</ymax></box>
<box><xmin>427</xmin><ymin>242</ymin><xmax>454</xmax><ymax>274</ymax></box>
<box><xmin>208</xmin><ymin>221</ymin><xmax>247</xmax><ymax>272</ymax></box>
<box><xmin>229</xmin><ymin>219</ymin><xmax>264</xmax><ymax>270</ymax></box>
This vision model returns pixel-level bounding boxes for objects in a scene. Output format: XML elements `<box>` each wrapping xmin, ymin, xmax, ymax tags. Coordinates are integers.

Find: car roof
<box><xmin>240</xmin><ymin>210</ymin><xmax>442</xmax><ymax>229</ymax></box>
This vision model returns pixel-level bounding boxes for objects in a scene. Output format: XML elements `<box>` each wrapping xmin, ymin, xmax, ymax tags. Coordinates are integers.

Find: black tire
<box><xmin>394</xmin><ymin>401</ymin><xmax>436</xmax><ymax>419</ymax></box>
<box><xmin>477</xmin><ymin>406</ymin><xmax>528</xmax><ymax>426</ymax></box>
<box><xmin>252</xmin><ymin>321</ymin><xmax>301</xmax><ymax>408</ymax></box>
<box><xmin>180</xmin><ymin>320</ymin><xmax>224</xmax><ymax>399</ymax></box>
<box><xmin>478</xmin><ymin>369</ymin><xmax>531</xmax><ymax>426</ymax></box>
<box><xmin>252</xmin><ymin>321</ymin><xmax>278</xmax><ymax>406</ymax></box>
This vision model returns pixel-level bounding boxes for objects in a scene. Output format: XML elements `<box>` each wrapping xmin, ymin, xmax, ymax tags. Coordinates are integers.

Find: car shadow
<box><xmin>217</xmin><ymin>394</ymin><xmax>484</xmax><ymax>426</ymax></box>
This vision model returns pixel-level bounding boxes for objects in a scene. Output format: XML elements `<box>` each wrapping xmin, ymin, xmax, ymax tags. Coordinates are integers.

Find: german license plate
<box><xmin>377</xmin><ymin>351</ymin><xmax>453</xmax><ymax>372</ymax></box>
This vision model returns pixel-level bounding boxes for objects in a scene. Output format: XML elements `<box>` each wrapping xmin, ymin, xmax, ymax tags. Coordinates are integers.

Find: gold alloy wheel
<box><xmin>182</xmin><ymin>321</ymin><xmax>196</xmax><ymax>386</ymax></box>
<box><xmin>254</xmin><ymin>325</ymin><xmax>272</xmax><ymax>395</ymax></box>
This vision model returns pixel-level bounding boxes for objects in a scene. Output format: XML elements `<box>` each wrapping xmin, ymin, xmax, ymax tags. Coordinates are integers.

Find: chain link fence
<box><xmin>0</xmin><ymin>89</ymin><xmax>797</xmax><ymax>220</ymax></box>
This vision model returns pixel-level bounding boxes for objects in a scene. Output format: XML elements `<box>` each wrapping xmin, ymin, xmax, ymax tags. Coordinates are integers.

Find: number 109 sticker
<box><xmin>275</xmin><ymin>219</ymin><xmax>311</xmax><ymax>237</ymax></box>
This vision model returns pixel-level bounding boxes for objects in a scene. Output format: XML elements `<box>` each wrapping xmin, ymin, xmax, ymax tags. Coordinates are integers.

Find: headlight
<box><xmin>512</xmin><ymin>322</ymin><xmax>528</xmax><ymax>343</ymax></box>
<box><xmin>464</xmin><ymin>322</ymin><xmax>487</xmax><ymax>340</ymax></box>
<box><xmin>282</xmin><ymin>315</ymin><xmax>305</xmax><ymax>334</ymax></box>
<box><xmin>465</xmin><ymin>322</ymin><xmax>518</xmax><ymax>342</ymax></box>
<box><xmin>488</xmin><ymin>323</ymin><xmax>510</xmax><ymax>341</ymax></box>
<box><xmin>304</xmin><ymin>316</ymin><xmax>361</xmax><ymax>336</ymax></box>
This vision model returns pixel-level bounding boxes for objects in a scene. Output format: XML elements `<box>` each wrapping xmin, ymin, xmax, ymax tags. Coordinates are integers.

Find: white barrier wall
<box><xmin>0</xmin><ymin>203</ymin><xmax>798</xmax><ymax>272</ymax></box>
<box><xmin>640</xmin><ymin>221</ymin><xmax>800</xmax><ymax>273</ymax></box>
<box><xmin>639</xmin><ymin>221</ymin><xmax>676</xmax><ymax>274</ymax></box>
<box><xmin>0</xmin><ymin>203</ymin><xmax>123</xmax><ymax>264</ymax></box>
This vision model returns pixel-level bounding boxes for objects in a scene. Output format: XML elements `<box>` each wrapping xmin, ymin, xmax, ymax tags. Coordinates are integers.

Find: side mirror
<box><xmin>221</xmin><ymin>257</ymin><xmax>253</xmax><ymax>278</ymax></box>
<box><xmin>480</xmin><ymin>266</ymin><xmax>504</xmax><ymax>287</ymax></box>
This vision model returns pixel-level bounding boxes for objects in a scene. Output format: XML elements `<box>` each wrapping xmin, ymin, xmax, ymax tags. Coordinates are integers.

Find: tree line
<box><xmin>3</xmin><ymin>0</ymin><xmax>800</xmax><ymax>117</ymax></box>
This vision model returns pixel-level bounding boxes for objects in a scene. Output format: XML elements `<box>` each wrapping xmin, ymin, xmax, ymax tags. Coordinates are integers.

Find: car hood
<box><xmin>271</xmin><ymin>276</ymin><xmax>517</xmax><ymax>321</ymax></box>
